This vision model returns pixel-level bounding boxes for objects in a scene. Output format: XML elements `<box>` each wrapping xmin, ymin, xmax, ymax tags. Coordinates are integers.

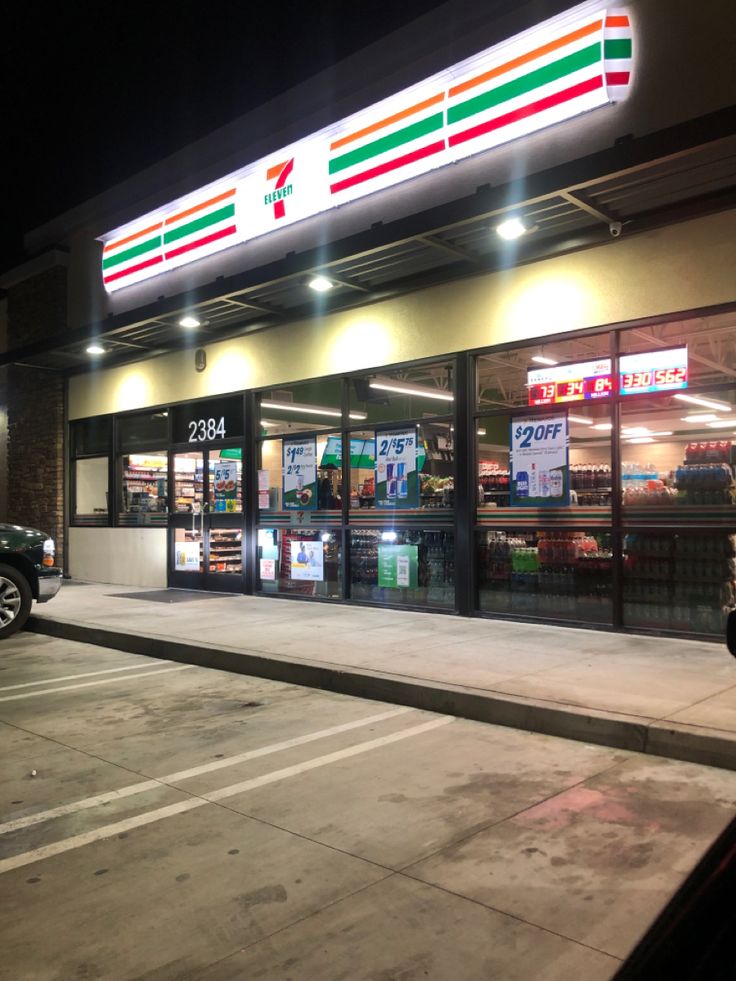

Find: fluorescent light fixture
<box><xmin>567</xmin><ymin>415</ymin><xmax>593</xmax><ymax>425</ymax></box>
<box><xmin>592</xmin><ymin>423</ymin><xmax>613</xmax><ymax>431</ymax></box>
<box><xmin>682</xmin><ymin>413</ymin><xmax>717</xmax><ymax>423</ymax></box>
<box><xmin>369</xmin><ymin>378</ymin><xmax>454</xmax><ymax>401</ymax></box>
<box><xmin>381</xmin><ymin>531</ymin><xmax>398</xmax><ymax>543</ymax></box>
<box><xmin>260</xmin><ymin>400</ymin><xmax>367</xmax><ymax>421</ymax></box>
<box><xmin>477</xmin><ymin>428</ymin><xmax>487</xmax><ymax>436</ymax></box>
<box><xmin>86</xmin><ymin>344</ymin><xmax>106</xmax><ymax>355</ymax></box>
<box><xmin>530</xmin><ymin>355</ymin><xmax>558</xmax><ymax>366</ymax></box>
<box><xmin>179</xmin><ymin>316</ymin><xmax>201</xmax><ymax>329</ymax></box>
<box><xmin>707</xmin><ymin>418</ymin><xmax>736</xmax><ymax>429</ymax></box>
<box><xmin>622</xmin><ymin>427</ymin><xmax>651</xmax><ymax>436</ymax></box>
<box><xmin>308</xmin><ymin>275</ymin><xmax>334</xmax><ymax>292</ymax></box>
<box><xmin>649</xmin><ymin>431</ymin><xmax>673</xmax><ymax>437</ymax></box>
<box><xmin>674</xmin><ymin>394</ymin><xmax>732</xmax><ymax>412</ymax></box>
<box><xmin>627</xmin><ymin>436</ymin><xmax>656</xmax><ymax>444</ymax></box>
<box><xmin>496</xmin><ymin>217</ymin><xmax>528</xmax><ymax>240</ymax></box>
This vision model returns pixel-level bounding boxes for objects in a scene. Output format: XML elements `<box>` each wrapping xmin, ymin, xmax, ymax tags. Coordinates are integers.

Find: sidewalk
<box><xmin>27</xmin><ymin>581</ymin><xmax>736</xmax><ymax>771</ymax></box>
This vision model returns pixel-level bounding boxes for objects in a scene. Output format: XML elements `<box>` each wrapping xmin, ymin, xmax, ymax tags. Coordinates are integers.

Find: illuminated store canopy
<box><xmin>101</xmin><ymin>3</ymin><xmax>632</xmax><ymax>292</ymax></box>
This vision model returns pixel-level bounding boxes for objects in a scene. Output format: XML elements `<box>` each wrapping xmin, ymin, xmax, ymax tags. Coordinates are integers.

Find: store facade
<box><xmin>4</xmin><ymin>0</ymin><xmax>736</xmax><ymax>641</ymax></box>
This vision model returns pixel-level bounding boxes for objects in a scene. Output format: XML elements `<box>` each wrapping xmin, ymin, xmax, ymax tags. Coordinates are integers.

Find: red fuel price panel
<box><xmin>618</xmin><ymin>348</ymin><xmax>688</xmax><ymax>395</ymax></box>
<box><xmin>527</xmin><ymin>358</ymin><xmax>613</xmax><ymax>406</ymax></box>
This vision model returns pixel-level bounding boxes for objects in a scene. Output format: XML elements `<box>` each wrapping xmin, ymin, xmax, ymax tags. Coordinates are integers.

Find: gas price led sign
<box><xmin>618</xmin><ymin>347</ymin><xmax>688</xmax><ymax>395</ymax></box>
<box><xmin>528</xmin><ymin>358</ymin><xmax>613</xmax><ymax>406</ymax></box>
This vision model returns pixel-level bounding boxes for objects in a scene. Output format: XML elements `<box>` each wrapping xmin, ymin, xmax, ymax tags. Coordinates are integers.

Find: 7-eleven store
<box><xmin>6</xmin><ymin>0</ymin><xmax>736</xmax><ymax>640</ymax></box>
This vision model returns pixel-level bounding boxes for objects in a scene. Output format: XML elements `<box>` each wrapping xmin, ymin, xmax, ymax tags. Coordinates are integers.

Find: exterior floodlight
<box><xmin>86</xmin><ymin>344</ymin><xmax>106</xmax><ymax>355</ymax></box>
<box><xmin>308</xmin><ymin>275</ymin><xmax>334</xmax><ymax>292</ymax></box>
<box><xmin>179</xmin><ymin>316</ymin><xmax>201</xmax><ymax>329</ymax></box>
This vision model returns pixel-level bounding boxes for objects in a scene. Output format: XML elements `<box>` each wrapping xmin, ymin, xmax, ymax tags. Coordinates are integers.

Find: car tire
<box><xmin>0</xmin><ymin>564</ymin><xmax>33</xmax><ymax>639</ymax></box>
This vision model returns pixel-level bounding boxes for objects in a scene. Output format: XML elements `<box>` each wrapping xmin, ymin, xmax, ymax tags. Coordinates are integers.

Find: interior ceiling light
<box><xmin>707</xmin><ymin>418</ymin><xmax>736</xmax><ymax>429</ymax></box>
<box><xmin>86</xmin><ymin>344</ymin><xmax>106</xmax><ymax>355</ymax></box>
<box><xmin>622</xmin><ymin>427</ymin><xmax>651</xmax><ymax>436</ymax></box>
<box><xmin>308</xmin><ymin>275</ymin><xmax>334</xmax><ymax>292</ymax></box>
<box><xmin>649</xmin><ymin>431</ymin><xmax>673</xmax><ymax>437</ymax></box>
<box><xmin>682</xmin><ymin>413</ymin><xmax>718</xmax><ymax>423</ymax></box>
<box><xmin>530</xmin><ymin>355</ymin><xmax>558</xmax><ymax>366</ymax></box>
<box><xmin>592</xmin><ymin>423</ymin><xmax>613</xmax><ymax>431</ymax></box>
<box><xmin>369</xmin><ymin>378</ymin><xmax>454</xmax><ymax>401</ymax></box>
<box><xmin>674</xmin><ymin>393</ymin><xmax>732</xmax><ymax>412</ymax></box>
<box><xmin>260</xmin><ymin>400</ymin><xmax>366</xmax><ymax>420</ymax></box>
<box><xmin>568</xmin><ymin>415</ymin><xmax>593</xmax><ymax>425</ymax></box>
<box><xmin>179</xmin><ymin>315</ymin><xmax>201</xmax><ymax>329</ymax></box>
<box><xmin>496</xmin><ymin>217</ymin><xmax>529</xmax><ymax>240</ymax></box>
<box><xmin>627</xmin><ymin>436</ymin><xmax>656</xmax><ymax>444</ymax></box>
<box><xmin>477</xmin><ymin>428</ymin><xmax>487</xmax><ymax>436</ymax></box>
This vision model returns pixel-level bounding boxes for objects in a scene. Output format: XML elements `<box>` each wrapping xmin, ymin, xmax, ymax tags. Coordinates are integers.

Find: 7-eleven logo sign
<box><xmin>264</xmin><ymin>158</ymin><xmax>294</xmax><ymax>220</ymax></box>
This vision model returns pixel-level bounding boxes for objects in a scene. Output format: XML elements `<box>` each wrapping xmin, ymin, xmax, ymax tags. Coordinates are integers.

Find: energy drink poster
<box><xmin>510</xmin><ymin>414</ymin><xmax>569</xmax><ymax>507</ymax></box>
<box><xmin>283</xmin><ymin>437</ymin><xmax>317</xmax><ymax>510</ymax></box>
<box><xmin>375</xmin><ymin>427</ymin><xmax>418</xmax><ymax>508</ymax></box>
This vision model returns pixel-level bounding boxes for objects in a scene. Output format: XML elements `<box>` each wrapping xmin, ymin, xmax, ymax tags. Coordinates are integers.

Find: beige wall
<box><xmin>69</xmin><ymin>210</ymin><xmax>736</xmax><ymax>421</ymax></box>
<box><xmin>69</xmin><ymin>528</ymin><xmax>167</xmax><ymax>587</ymax></box>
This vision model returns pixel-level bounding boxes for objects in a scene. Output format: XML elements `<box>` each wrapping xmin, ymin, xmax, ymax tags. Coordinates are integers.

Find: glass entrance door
<box><xmin>169</xmin><ymin>448</ymin><xmax>244</xmax><ymax>591</ymax></box>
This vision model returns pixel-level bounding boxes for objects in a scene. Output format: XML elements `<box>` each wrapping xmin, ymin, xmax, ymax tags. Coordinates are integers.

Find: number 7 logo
<box><xmin>265</xmin><ymin>158</ymin><xmax>294</xmax><ymax>220</ymax></box>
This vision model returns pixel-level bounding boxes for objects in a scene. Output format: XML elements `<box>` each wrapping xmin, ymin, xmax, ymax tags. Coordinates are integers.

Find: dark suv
<box><xmin>0</xmin><ymin>523</ymin><xmax>62</xmax><ymax>638</ymax></box>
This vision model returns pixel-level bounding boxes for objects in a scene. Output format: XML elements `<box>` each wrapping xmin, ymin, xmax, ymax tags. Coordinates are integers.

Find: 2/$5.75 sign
<box><xmin>100</xmin><ymin>4</ymin><xmax>633</xmax><ymax>291</ymax></box>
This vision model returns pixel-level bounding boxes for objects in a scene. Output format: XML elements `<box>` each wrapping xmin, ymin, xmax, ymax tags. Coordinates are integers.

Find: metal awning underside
<box><xmin>5</xmin><ymin>108</ymin><xmax>736</xmax><ymax>374</ymax></box>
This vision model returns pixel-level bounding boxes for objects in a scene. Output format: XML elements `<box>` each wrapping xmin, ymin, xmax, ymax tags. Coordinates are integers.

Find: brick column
<box><xmin>5</xmin><ymin>264</ymin><xmax>67</xmax><ymax>563</ymax></box>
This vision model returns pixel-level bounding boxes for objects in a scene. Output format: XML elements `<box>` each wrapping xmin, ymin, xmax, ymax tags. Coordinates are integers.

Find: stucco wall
<box><xmin>69</xmin><ymin>209</ymin><xmax>736</xmax><ymax>420</ymax></box>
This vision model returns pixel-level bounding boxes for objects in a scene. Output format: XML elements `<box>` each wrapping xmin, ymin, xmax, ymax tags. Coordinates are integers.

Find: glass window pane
<box><xmin>623</xmin><ymin>531</ymin><xmax>735</xmax><ymax>636</ymax></box>
<box><xmin>73</xmin><ymin>457</ymin><xmax>108</xmax><ymax>525</ymax></box>
<box><xmin>477</xmin><ymin>528</ymin><xmax>613</xmax><ymax>624</ymax></box>
<box><xmin>209</xmin><ymin>528</ymin><xmax>242</xmax><ymax>574</ymax></box>
<box><xmin>117</xmin><ymin>410</ymin><xmax>169</xmax><ymax>451</ymax></box>
<box><xmin>257</xmin><ymin>528</ymin><xmax>341</xmax><ymax>599</ymax></box>
<box><xmin>350</xmin><ymin>360</ymin><xmax>454</xmax><ymax>425</ymax></box>
<box><xmin>259</xmin><ymin>434</ymin><xmax>342</xmax><ymax>512</ymax></box>
<box><xmin>173</xmin><ymin>452</ymin><xmax>204</xmax><ymax>514</ymax></box>
<box><xmin>71</xmin><ymin>417</ymin><xmax>111</xmax><ymax>457</ymax></box>
<box><xmin>259</xmin><ymin>380</ymin><xmax>344</xmax><ymax>434</ymax></box>
<box><xmin>119</xmin><ymin>452</ymin><xmax>168</xmax><ymax>526</ymax></box>
<box><xmin>349</xmin><ymin>529</ymin><xmax>455</xmax><ymax>609</ymax></box>
<box><xmin>208</xmin><ymin>450</ymin><xmax>243</xmax><ymax>513</ymax></box>
<box><xmin>348</xmin><ymin>423</ymin><xmax>453</xmax><ymax>511</ymax></box>
<box><xmin>477</xmin><ymin>334</ymin><xmax>611</xmax><ymax>411</ymax></box>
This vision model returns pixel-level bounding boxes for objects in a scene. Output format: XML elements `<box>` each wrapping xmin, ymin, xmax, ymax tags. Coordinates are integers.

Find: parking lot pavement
<box><xmin>2</xmin><ymin>633</ymin><xmax>736</xmax><ymax>980</ymax></box>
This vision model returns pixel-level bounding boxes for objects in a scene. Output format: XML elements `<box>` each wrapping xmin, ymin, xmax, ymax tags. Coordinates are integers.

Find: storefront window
<box><xmin>259</xmin><ymin>380</ymin><xmax>345</xmax><ymax>435</ymax></box>
<box><xmin>117</xmin><ymin>410</ymin><xmax>169</xmax><ymax>450</ymax></box>
<box><xmin>477</xmin><ymin>528</ymin><xmax>613</xmax><ymax>623</ymax></box>
<box><xmin>258</xmin><ymin>434</ymin><xmax>342</xmax><ymax>512</ymax></box>
<box><xmin>257</xmin><ymin>528</ymin><xmax>341</xmax><ymax>598</ymax></box>
<box><xmin>119</xmin><ymin>453</ymin><xmax>168</xmax><ymax>525</ymax></box>
<box><xmin>347</xmin><ymin>422</ymin><xmax>453</xmax><ymax>511</ymax></box>
<box><xmin>350</xmin><ymin>360</ymin><xmax>454</xmax><ymax>425</ymax></box>
<box><xmin>71</xmin><ymin>417</ymin><xmax>111</xmax><ymax>457</ymax></box>
<box><xmin>73</xmin><ymin>457</ymin><xmax>108</xmax><ymax>526</ymax></box>
<box><xmin>349</xmin><ymin>529</ymin><xmax>455</xmax><ymax>609</ymax></box>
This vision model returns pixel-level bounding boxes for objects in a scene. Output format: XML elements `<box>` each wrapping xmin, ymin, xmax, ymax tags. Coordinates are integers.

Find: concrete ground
<box><xmin>2</xmin><ymin>633</ymin><xmax>736</xmax><ymax>980</ymax></box>
<box><xmin>29</xmin><ymin>581</ymin><xmax>736</xmax><ymax>770</ymax></box>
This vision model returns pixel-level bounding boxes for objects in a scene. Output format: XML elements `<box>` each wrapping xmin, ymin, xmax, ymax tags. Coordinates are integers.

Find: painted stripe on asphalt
<box><xmin>0</xmin><ymin>662</ymin><xmax>173</xmax><ymax>692</ymax></box>
<box><xmin>0</xmin><ymin>666</ymin><xmax>192</xmax><ymax>702</ymax></box>
<box><xmin>0</xmin><ymin>715</ymin><xmax>452</xmax><ymax>873</ymax></box>
<box><xmin>0</xmin><ymin>707</ymin><xmax>412</xmax><ymax>835</ymax></box>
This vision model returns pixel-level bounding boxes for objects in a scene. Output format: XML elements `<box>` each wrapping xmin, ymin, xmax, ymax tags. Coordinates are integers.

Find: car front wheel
<box><xmin>0</xmin><ymin>565</ymin><xmax>33</xmax><ymax>639</ymax></box>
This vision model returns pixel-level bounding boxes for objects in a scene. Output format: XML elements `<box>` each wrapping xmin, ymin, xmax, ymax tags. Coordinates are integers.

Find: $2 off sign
<box><xmin>510</xmin><ymin>414</ymin><xmax>569</xmax><ymax>507</ymax></box>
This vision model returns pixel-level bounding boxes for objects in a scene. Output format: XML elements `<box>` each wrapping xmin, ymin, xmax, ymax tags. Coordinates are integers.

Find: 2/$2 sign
<box><xmin>100</xmin><ymin>3</ymin><xmax>633</xmax><ymax>291</ymax></box>
<box><xmin>172</xmin><ymin>396</ymin><xmax>244</xmax><ymax>445</ymax></box>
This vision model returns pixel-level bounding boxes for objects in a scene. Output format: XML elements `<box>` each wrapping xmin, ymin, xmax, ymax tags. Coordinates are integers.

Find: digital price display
<box><xmin>618</xmin><ymin>347</ymin><xmax>688</xmax><ymax>395</ymax></box>
<box><xmin>527</xmin><ymin>358</ymin><xmax>612</xmax><ymax>406</ymax></box>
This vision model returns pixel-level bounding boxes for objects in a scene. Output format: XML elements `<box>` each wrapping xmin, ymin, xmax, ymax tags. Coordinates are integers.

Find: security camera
<box><xmin>609</xmin><ymin>221</ymin><xmax>623</xmax><ymax>238</ymax></box>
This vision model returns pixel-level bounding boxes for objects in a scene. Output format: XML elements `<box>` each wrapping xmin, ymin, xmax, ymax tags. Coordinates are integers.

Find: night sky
<box><xmin>1</xmin><ymin>0</ymin><xmax>464</xmax><ymax>274</ymax></box>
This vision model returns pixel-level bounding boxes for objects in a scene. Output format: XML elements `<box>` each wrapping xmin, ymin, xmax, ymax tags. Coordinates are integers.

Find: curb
<box><xmin>27</xmin><ymin>615</ymin><xmax>736</xmax><ymax>772</ymax></box>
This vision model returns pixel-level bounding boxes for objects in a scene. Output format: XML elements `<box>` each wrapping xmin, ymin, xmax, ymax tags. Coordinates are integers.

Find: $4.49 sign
<box><xmin>283</xmin><ymin>437</ymin><xmax>317</xmax><ymax>510</ymax></box>
<box><xmin>510</xmin><ymin>414</ymin><xmax>569</xmax><ymax>507</ymax></box>
<box><xmin>375</xmin><ymin>427</ymin><xmax>418</xmax><ymax>508</ymax></box>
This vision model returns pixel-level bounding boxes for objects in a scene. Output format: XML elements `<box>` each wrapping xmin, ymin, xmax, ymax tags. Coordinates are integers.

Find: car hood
<box><xmin>0</xmin><ymin>523</ymin><xmax>47</xmax><ymax>542</ymax></box>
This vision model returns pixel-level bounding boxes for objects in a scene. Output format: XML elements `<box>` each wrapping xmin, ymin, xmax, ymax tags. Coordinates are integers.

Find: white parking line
<box><xmin>0</xmin><ymin>666</ymin><xmax>192</xmax><ymax>703</ymax></box>
<box><xmin>0</xmin><ymin>661</ymin><xmax>173</xmax><ymax>693</ymax></box>
<box><xmin>0</xmin><ymin>715</ymin><xmax>453</xmax><ymax>874</ymax></box>
<box><xmin>0</xmin><ymin>706</ymin><xmax>411</xmax><ymax>835</ymax></box>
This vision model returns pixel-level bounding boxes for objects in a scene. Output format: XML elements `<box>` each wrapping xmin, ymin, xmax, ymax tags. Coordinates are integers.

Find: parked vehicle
<box><xmin>0</xmin><ymin>523</ymin><xmax>62</xmax><ymax>638</ymax></box>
